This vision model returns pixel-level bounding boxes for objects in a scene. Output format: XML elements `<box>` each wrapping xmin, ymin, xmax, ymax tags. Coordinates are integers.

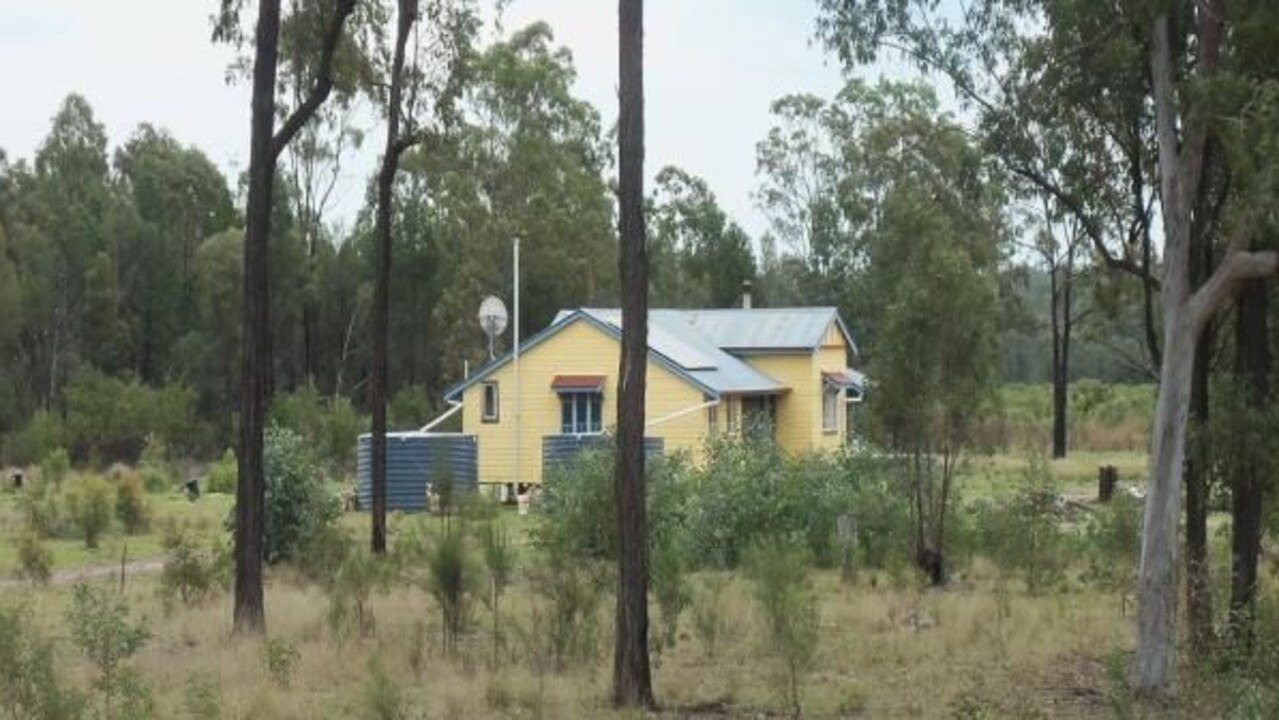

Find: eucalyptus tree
<box><xmin>649</xmin><ymin>166</ymin><xmax>756</xmax><ymax>308</ymax></box>
<box><xmin>213</xmin><ymin>0</ymin><xmax>362</xmax><ymax>634</ymax></box>
<box><xmin>817</xmin><ymin>0</ymin><xmax>1279</xmax><ymax>691</ymax></box>
<box><xmin>366</xmin><ymin>0</ymin><xmax>478</xmax><ymax>554</ymax></box>
<box><xmin>613</xmin><ymin>0</ymin><xmax>654</xmax><ymax>707</ymax></box>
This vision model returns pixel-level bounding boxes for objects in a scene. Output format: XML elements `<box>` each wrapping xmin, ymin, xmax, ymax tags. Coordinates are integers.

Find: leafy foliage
<box><xmin>66</xmin><ymin>584</ymin><xmax>153</xmax><ymax>718</ymax></box>
<box><xmin>747</xmin><ymin>537</ymin><xmax>821</xmax><ymax>717</ymax></box>
<box><xmin>0</xmin><ymin>602</ymin><xmax>84</xmax><ymax>720</ymax></box>
<box><xmin>259</xmin><ymin>426</ymin><xmax>340</xmax><ymax>564</ymax></box>
<box><xmin>64</xmin><ymin>475</ymin><xmax>113</xmax><ymax>549</ymax></box>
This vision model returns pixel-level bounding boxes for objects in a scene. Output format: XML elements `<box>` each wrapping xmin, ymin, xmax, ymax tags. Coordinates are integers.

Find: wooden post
<box><xmin>1098</xmin><ymin>465</ymin><xmax>1117</xmax><ymax>503</ymax></box>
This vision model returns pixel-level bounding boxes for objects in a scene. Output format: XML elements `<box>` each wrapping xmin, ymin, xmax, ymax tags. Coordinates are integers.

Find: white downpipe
<box><xmin>513</xmin><ymin>238</ymin><xmax>521</xmax><ymax>487</ymax></box>
<box><xmin>646</xmin><ymin>397</ymin><xmax>720</xmax><ymax>429</ymax></box>
<box><xmin>418</xmin><ymin>399</ymin><xmax>462</xmax><ymax>433</ymax></box>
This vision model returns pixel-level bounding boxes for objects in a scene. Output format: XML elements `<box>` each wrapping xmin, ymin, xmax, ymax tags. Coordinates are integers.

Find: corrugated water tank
<box><xmin>356</xmin><ymin>432</ymin><xmax>477</xmax><ymax>512</ymax></box>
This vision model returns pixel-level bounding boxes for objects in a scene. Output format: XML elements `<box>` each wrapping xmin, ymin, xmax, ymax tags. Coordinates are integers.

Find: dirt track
<box><xmin>0</xmin><ymin>559</ymin><xmax>164</xmax><ymax>592</ymax></box>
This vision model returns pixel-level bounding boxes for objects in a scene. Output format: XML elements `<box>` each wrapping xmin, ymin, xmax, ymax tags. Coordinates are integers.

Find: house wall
<box><xmin>813</xmin><ymin>320</ymin><xmax>852</xmax><ymax>451</ymax></box>
<box><xmin>739</xmin><ymin>320</ymin><xmax>852</xmax><ymax>454</ymax></box>
<box><xmin>461</xmin><ymin>318</ymin><xmax>708</xmax><ymax>486</ymax></box>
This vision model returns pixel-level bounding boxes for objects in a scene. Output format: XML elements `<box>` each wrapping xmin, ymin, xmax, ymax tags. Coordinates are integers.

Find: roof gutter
<box><xmin>419</xmin><ymin>398</ymin><xmax>463</xmax><ymax>433</ymax></box>
<box><xmin>646</xmin><ymin>397</ymin><xmax>720</xmax><ymax>429</ymax></box>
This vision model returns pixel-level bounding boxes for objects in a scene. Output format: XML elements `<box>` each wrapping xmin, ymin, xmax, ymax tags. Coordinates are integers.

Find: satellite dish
<box><xmin>478</xmin><ymin>295</ymin><xmax>509</xmax><ymax>360</ymax></box>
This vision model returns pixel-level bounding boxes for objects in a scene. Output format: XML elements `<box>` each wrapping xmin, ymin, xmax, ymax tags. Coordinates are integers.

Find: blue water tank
<box><xmin>356</xmin><ymin>432</ymin><xmax>477</xmax><ymax>512</ymax></box>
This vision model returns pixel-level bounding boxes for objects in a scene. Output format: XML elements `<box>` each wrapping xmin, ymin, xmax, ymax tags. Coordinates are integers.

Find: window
<box><xmin>560</xmin><ymin>391</ymin><xmax>603</xmax><ymax>435</ymax></box>
<box><xmin>707</xmin><ymin>398</ymin><xmax>719</xmax><ymax>434</ymax></box>
<box><xmin>726</xmin><ymin>397</ymin><xmax>739</xmax><ymax>434</ymax></box>
<box><xmin>482</xmin><ymin>382</ymin><xmax>500</xmax><ymax>423</ymax></box>
<box><xmin>822</xmin><ymin>385</ymin><xmax>840</xmax><ymax>433</ymax></box>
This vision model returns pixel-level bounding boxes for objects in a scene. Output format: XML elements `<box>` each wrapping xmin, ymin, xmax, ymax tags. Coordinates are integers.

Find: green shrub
<box><xmin>477</xmin><ymin>520</ymin><xmax>517</xmax><ymax>666</ymax></box>
<box><xmin>361</xmin><ymin>657</ymin><xmax>407</xmax><ymax>720</ymax></box>
<box><xmin>651</xmin><ymin>531</ymin><xmax>691</xmax><ymax>661</ymax></box>
<box><xmin>535</xmin><ymin>444</ymin><xmax>690</xmax><ymax>565</ymax></box>
<box><xmin>975</xmin><ymin>453</ymin><xmax>1071</xmax><ymax>593</ymax></box>
<box><xmin>426</xmin><ymin>531</ymin><xmax>476</xmax><ymax>653</ymax></box>
<box><xmin>64</xmin><ymin>369</ymin><xmax>198</xmax><ymax>464</ymax></box>
<box><xmin>0</xmin><ymin>602</ymin><xmax>84</xmax><ymax>719</ymax></box>
<box><xmin>205</xmin><ymin>449</ymin><xmax>237</xmax><ymax>495</ymax></box>
<box><xmin>747</xmin><ymin>537</ymin><xmax>821</xmax><ymax>718</ymax></box>
<box><xmin>21</xmin><ymin>478</ymin><xmax>69</xmax><ymax>539</ymax></box>
<box><xmin>1082</xmin><ymin>496</ymin><xmax>1142</xmax><ymax>608</ymax></box>
<box><xmin>138</xmin><ymin>465</ymin><xmax>171</xmax><ymax>495</ymax></box>
<box><xmin>692</xmin><ymin>574</ymin><xmax>731</xmax><ymax>658</ymax></box>
<box><xmin>66</xmin><ymin>584</ymin><xmax>152</xmax><ymax>719</ymax></box>
<box><xmin>3</xmin><ymin>411</ymin><xmax>66</xmax><ymax>467</ymax></box>
<box><xmin>255</xmin><ymin>426</ymin><xmax>340</xmax><ymax>564</ymax></box>
<box><xmin>269</xmin><ymin>385</ymin><xmax>363</xmax><ymax>471</ymax></box>
<box><xmin>65</xmin><ymin>475</ymin><xmax>113</xmax><ymax>549</ymax></box>
<box><xmin>158</xmin><ymin>520</ymin><xmax>231</xmax><ymax>609</ymax></box>
<box><xmin>260</xmin><ymin>638</ymin><xmax>300</xmax><ymax>690</ymax></box>
<box><xmin>115</xmin><ymin>473</ymin><xmax>151</xmax><ymax>535</ymax></box>
<box><xmin>40</xmin><ymin>448</ymin><xmax>71</xmax><ymax>486</ymax></box>
<box><xmin>16</xmin><ymin>531</ymin><xmax>53</xmax><ymax>584</ymax></box>
<box><xmin>183</xmin><ymin>673</ymin><xmax>221</xmax><ymax>720</ymax></box>
<box><xmin>522</xmin><ymin>559</ymin><xmax>608</xmax><ymax>672</ymax></box>
<box><xmin>138</xmin><ymin>435</ymin><xmax>173</xmax><ymax>494</ymax></box>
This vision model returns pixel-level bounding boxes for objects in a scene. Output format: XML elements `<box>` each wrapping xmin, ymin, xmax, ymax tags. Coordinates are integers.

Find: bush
<box><xmin>16</xmin><ymin>531</ymin><xmax>53</xmax><ymax>585</ymax></box>
<box><xmin>115</xmin><ymin>473</ymin><xmax>151</xmax><ymax>535</ymax></box>
<box><xmin>361</xmin><ymin>658</ymin><xmax>408</xmax><ymax>720</ymax></box>
<box><xmin>651</xmin><ymin>531</ymin><xmax>690</xmax><ymax>661</ymax></box>
<box><xmin>21</xmin><ymin>477</ymin><xmax>69</xmax><ymax>539</ymax></box>
<box><xmin>260</xmin><ymin>638</ymin><xmax>300</xmax><ymax>690</ymax></box>
<box><xmin>1082</xmin><ymin>496</ymin><xmax>1142</xmax><ymax>607</ymax></box>
<box><xmin>748</xmin><ymin>537</ymin><xmax>821</xmax><ymax>718</ymax></box>
<box><xmin>158</xmin><ymin>520</ymin><xmax>231</xmax><ymax>609</ymax></box>
<box><xmin>2</xmin><ymin>411</ymin><xmax>66</xmax><ymax>468</ymax></box>
<box><xmin>692</xmin><ymin>574</ymin><xmax>731</xmax><ymax>658</ymax></box>
<box><xmin>426</xmin><ymin>531</ymin><xmax>476</xmax><ymax>653</ymax></box>
<box><xmin>477</xmin><ymin>520</ymin><xmax>517</xmax><ymax>665</ymax></box>
<box><xmin>535</xmin><ymin>443</ymin><xmax>690</xmax><ymax>565</ymax></box>
<box><xmin>256</xmin><ymin>426</ymin><xmax>340</xmax><ymax>564</ymax></box>
<box><xmin>40</xmin><ymin>448</ymin><xmax>71</xmax><ymax>486</ymax></box>
<box><xmin>974</xmin><ymin>454</ymin><xmax>1071</xmax><ymax>593</ymax></box>
<box><xmin>66</xmin><ymin>584</ymin><xmax>152</xmax><ymax>719</ymax></box>
<box><xmin>205</xmin><ymin>449</ymin><xmax>237</xmax><ymax>495</ymax></box>
<box><xmin>269</xmin><ymin>385</ymin><xmax>363</xmax><ymax>472</ymax></box>
<box><xmin>65</xmin><ymin>475</ymin><xmax>113</xmax><ymax>549</ymax></box>
<box><xmin>64</xmin><ymin>369</ymin><xmax>198</xmax><ymax>464</ymax></box>
<box><xmin>520</xmin><ymin>559</ymin><xmax>608</xmax><ymax>672</ymax></box>
<box><xmin>0</xmin><ymin>602</ymin><xmax>84</xmax><ymax>719</ymax></box>
<box><xmin>138</xmin><ymin>435</ymin><xmax>173</xmax><ymax>494</ymax></box>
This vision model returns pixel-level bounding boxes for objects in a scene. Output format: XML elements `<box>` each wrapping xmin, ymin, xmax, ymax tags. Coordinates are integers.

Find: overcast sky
<box><xmin>0</xmin><ymin>0</ymin><xmax>877</xmax><ymax>240</ymax></box>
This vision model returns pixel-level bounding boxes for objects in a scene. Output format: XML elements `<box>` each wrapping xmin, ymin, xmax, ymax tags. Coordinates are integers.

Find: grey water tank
<box><xmin>356</xmin><ymin>432</ymin><xmax>477</xmax><ymax>512</ymax></box>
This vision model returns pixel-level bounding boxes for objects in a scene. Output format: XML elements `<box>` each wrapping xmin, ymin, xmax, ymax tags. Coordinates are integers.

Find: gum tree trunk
<box><xmin>234</xmin><ymin>0</ymin><xmax>283</xmax><ymax>635</ymax></box>
<box><xmin>612</xmin><ymin>0</ymin><xmax>654</xmax><ymax>707</ymax></box>
<box><xmin>1230</xmin><ymin>279</ymin><xmax>1269</xmax><ymax>647</ymax></box>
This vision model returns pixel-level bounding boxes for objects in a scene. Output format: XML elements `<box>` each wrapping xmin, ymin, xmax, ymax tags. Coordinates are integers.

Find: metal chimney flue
<box><xmin>741</xmin><ymin>279</ymin><xmax>753</xmax><ymax>309</ymax></box>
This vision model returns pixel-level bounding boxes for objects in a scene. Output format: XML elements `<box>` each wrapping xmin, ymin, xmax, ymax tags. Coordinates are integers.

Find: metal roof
<box><xmin>574</xmin><ymin>309</ymin><xmax>786</xmax><ymax>394</ymax></box>
<box><xmin>680</xmin><ymin>307</ymin><xmax>858</xmax><ymax>354</ymax></box>
<box><xmin>446</xmin><ymin>306</ymin><xmax>860</xmax><ymax>401</ymax></box>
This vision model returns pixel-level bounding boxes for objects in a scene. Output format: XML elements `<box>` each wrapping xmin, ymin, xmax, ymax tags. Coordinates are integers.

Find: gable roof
<box><xmin>444</xmin><ymin>306</ymin><xmax>858</xmax><ymax>402</ymax></box>
<box><xmin>680</xmin><ymin>307</ymin><xmax>858</xmax><ymax>354</ymax></box>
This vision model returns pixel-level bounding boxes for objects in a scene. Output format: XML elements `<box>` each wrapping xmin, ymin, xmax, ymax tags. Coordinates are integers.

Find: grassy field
<box><xmin>6</xmin><ymin>549</ymin><xmax>1147</xmax><ymax>719</ymax></box>
<box><xmin>3</xmin><ymin>450</ymin><xmax>1268</xmax><ymax>719</ymax></box>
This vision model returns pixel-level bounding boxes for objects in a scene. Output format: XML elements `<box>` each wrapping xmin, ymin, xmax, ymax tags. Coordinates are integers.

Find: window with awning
<box><xmin>553</xmin><ymin>375</ymin><xmax>605</xmax><ymax>435</ymax></box>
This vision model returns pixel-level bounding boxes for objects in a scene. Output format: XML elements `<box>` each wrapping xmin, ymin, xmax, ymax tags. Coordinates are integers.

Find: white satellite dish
<box><xmin>478</xmin><ymin>295</ymin><xmax>509</xmax><ymax>360</ymax></box>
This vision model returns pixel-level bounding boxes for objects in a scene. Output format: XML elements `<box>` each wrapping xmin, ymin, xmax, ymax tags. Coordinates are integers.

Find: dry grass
<box><xmin>5</xmin><ymin>559</ymin><xmax>1147</xmax><ymax>719</ymax></box>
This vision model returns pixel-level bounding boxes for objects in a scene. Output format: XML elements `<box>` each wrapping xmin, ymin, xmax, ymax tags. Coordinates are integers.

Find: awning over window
<box><xmin>822</xmin><ymin>369</ymin><xmax>867</xmax><ymax>397</ymax></box>
<box><xmin>551</xmin><ymin>374</ymin><xmax>606</xmax><ymax>392</ymax></box>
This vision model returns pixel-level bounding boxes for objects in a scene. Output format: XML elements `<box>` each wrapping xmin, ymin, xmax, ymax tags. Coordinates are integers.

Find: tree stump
<box><xmin>1098</xmin><ymin>465</ymin><xmax>1118</xmax><ymax>503</ymax></box>
<box><xmin>837</xmin><ymin>513</ymin><xmax>857</xmax><ymax>584</ymax></box>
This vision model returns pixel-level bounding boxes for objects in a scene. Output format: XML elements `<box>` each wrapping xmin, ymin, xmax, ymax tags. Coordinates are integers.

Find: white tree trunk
<box><xmin>1134</xmin><ymin>316</ymin><xmax>1195</xmax><ymax>690</ymax></box>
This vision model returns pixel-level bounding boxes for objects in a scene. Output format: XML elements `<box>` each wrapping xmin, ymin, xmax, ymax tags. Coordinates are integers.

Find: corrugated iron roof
<box><xmin>681</xmin><ymin>307</ymin><xmax>855</xmax><ymax>352</ymax></box>
<box><xmin>576</xmin><ymin>309</ymin><xmax>785</xmax><ymax>394</ymax></box>
<box><xmin>448</xmin><ymin>306</ymin><xmax>860</xmax><ymax>401</ymax></box>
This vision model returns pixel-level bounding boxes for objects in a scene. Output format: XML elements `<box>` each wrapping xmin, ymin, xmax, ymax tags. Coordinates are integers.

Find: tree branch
<box><xmin>1188</xmin><ymin>228</ymin><xmax>1279</xmax><ymax>334</ymax></box>
<box><xmin>270</xmin><ymin>0</ymin><xmax>358</xmax><ymax>161</ymax></box>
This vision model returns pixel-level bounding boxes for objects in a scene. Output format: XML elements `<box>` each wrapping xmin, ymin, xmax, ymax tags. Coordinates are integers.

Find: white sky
<box><xmin>0</xmin><ymin>0</ymin><xmax>883</xmax><ymax>239</ymax></box>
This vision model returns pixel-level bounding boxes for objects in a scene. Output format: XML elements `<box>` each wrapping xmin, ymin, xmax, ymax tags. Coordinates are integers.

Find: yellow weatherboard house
<box><xmin>444</xmin><ymin>305</ymin><xmax>864</xmax><ymax>489</ymax></box>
